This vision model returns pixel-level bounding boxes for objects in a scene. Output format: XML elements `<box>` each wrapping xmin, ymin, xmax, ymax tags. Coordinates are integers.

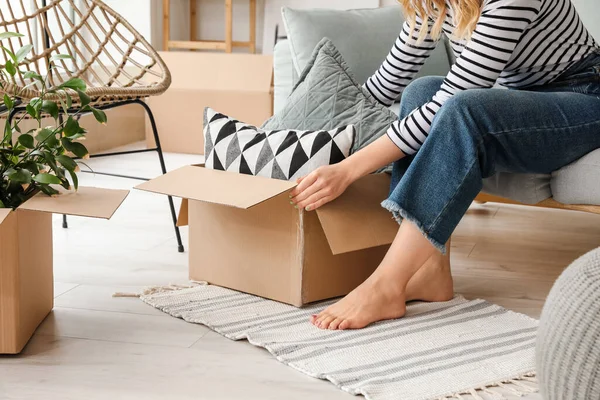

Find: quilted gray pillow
<box><xmin>262</xmin><ymin>38</ymin><xmax>398</xmax><ymax>156</ymax></box>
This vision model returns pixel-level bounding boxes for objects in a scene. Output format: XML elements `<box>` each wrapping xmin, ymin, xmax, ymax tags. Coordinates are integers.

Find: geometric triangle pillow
<box><xmin>204</xmin><ymin>107</ymin><xmax>355</xmax><ymax>181</ymax></box>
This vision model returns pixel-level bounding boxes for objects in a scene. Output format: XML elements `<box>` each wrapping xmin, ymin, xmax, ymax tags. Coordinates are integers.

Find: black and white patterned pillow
<box><xmin>203</xmin><ymin>108</ymin><xmax>355</xmax><ymax>181</ymax></box>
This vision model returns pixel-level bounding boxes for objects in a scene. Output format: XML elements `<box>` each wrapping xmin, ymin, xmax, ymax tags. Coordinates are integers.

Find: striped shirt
<box><xmin>365</xmin><ymin>0</ymin><xmax>598</xmax><ymax>155</ymax></box>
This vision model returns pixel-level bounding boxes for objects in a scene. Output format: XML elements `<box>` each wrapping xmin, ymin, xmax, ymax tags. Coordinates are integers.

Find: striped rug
<box><xmin>140</xmin><ymin>284</ymin><xmax>539</xmax><ymax>400</ymax></box>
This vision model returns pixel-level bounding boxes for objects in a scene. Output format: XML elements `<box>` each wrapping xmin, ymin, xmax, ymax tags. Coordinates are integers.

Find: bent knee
<box><xmin>442</xmin><ymin>89</ymin><xmax>495</xmax><ymax>114</ymax></box>
<box><xmin>403</xmin><ymin>76</ymin><xmax>445</xmax><ymax>102</ymax></box>
<box><xmin>399</xmin><ymin>76</ymin><xmax>445</xmax><ymax>118</ymax></box>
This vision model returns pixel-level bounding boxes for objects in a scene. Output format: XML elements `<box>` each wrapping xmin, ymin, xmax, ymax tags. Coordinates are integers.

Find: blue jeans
<box><xmin>383</xmin><ymin>52</ymin><xmax>600</xmax><ymax>252</ymax></box>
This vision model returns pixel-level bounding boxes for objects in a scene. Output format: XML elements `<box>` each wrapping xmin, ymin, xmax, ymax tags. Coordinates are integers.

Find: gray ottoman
<box><xmin>537</xmin><ymin>248</ymin><xmax>600</xmax><ymax>400</ymax></box>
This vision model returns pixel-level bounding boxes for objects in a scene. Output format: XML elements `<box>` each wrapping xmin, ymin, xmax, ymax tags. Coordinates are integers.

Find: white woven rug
<box><xmin>140</xmin><ymin>284</ymin><xmax>539</xmax><ymax>400</ymax></box>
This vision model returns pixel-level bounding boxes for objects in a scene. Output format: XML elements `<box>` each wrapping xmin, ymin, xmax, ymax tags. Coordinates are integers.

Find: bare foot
<box><xmin>405</xmin><ymin>249</ymin><xmax>454</xmax><ymax>302</ymax></box>
<box><xmin>311</xmin><ymin>248</ymin><xmax>453</xmax><ymax>331</ymax></box>
<box><xmin>311</xmin><ymin>270</ymin><xmax>407</xmax><ymax>330</ymax></box>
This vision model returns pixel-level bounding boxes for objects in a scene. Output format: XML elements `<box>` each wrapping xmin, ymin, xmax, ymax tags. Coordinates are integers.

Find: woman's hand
<box><xmin>290</xmin><ymin>134</ymin><xmax>407</xmax><ymax>211</ymax></box>
<box><xmin>290</xmin><ymin>163</ymin><xmax>354</xmax><ymax>211</ymax></box>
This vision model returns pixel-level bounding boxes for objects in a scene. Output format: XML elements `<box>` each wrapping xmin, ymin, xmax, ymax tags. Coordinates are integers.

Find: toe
<box><xmin>338</xmin><ymin>319</ymin><xmax>352</xmax><ymax>330</ymax></box>
<box><xmin>318</xmin><ymin>315</ymin><xmax>336</xmax><ymax>330</ymax></box>
<box><xmin>314</xmin><ymin>313</ymin><xmax>330</xmax><ymax>328</ymax></box>
<box><xmin>328</xmin><ymin>317</ymin><xmax>343</xmax><ymax>330</ymax></box>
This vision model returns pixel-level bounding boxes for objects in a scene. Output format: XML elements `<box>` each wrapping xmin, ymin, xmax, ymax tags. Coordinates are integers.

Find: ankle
<box><xmin>368</xmin><ymin>269</ymin><xmax>408</xmax><ymax>295</ymax></box>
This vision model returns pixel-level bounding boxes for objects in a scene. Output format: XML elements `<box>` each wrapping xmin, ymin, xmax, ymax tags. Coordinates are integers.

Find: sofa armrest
<box><xmin>273</xmin><ymin>40</ymin><xmax>298</xmax><ymax>114</ymax></box>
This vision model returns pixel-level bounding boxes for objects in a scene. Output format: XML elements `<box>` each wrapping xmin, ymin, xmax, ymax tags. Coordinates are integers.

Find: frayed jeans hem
<box><xmin>381</xmin><ymin>199</ymin><xmax>447</xmax><ymax>254</ymax></box>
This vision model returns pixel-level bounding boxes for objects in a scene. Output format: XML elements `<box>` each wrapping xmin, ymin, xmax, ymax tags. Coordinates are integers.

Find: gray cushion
<box><xmin>263</xmin><ymin>38</ymin><xmax>398</xmax><ymax>157</ymax></box>
<box><xmin>551</xmin><ymin>149</ymin><xmax>600</xmax><ymax>205</ymax></box>
<box><xmin>281</xmin><ymin>6</ymin><xmax>451</xmax><ymax>86</ymax></box>
<box><xmin>537</xmin><ymin>247</ymin><xmax>600</xmax><ymax>400</ymax></box>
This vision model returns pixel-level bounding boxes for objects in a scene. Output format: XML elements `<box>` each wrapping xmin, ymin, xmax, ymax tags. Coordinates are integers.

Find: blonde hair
<box><xmin>398</xmin><ymin>0</ymin><xmax>483</xmax><ymax>42</ymax></box>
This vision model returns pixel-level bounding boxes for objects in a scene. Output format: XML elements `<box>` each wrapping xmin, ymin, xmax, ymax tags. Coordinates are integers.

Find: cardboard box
<box><xmin>0</xmin><ymin>187</ymin><xmax>129</xmax><ymax>354</ymax></box>
<box><xmin>83</xmin><ymin>104</ymin><xmax>146</xmax><ymax>154</ymax></box>
<box><xmin>136</xmin><ymin>166</ymin><xmax>398</xmax><ymax>306</ymax></box>
<box><xmin>145</xmin><ymin>52</ymin><xmax>274</xmax><ymax>155</ymax></box>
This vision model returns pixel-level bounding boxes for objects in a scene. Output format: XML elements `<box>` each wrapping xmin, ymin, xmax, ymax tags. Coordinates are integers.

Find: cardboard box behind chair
<box><xmin>136</xmin><ymin>166</ymin><xmax>398</xmax><ymax>306</ymax></box>
<box><xmin>145</xmin><ymin>52</ymin><xmax>274</xmax><ymax>155</ymax></box>
<box><xmin>0</xmin><ymin>187</ymin><xmax>129</xmax><ymax>354</ymax></box>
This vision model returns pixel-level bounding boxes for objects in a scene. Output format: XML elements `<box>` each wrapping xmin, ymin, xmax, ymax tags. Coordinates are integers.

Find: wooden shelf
<box><xmin>163</xmin><ymin>0</ymin><xmax>257</xmax><ymax>54</ymax></box>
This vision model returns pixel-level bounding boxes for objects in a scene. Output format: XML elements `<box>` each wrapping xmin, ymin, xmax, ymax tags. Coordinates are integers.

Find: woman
<box><xmin>290</xmin><ymin>0</ymin><xmax>600</xmax><ymax>330</ymax></box>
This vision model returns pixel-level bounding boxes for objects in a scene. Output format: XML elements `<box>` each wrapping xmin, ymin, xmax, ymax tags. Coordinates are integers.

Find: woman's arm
<box><xmin>387</xmin><ymin>0</ymin><xmax>542</xmax><ymax>155</ymax></box>
<box><xmin>290</xmin><ymin>135</ymin><xmax>404</xmax><ymax>211</ymax></box>
<box><xmin>291</xmin><ymin>17</ymin><xmax>438</xmax><ymax>209</ymax></box>
<box><xmin>365</xmin><ymin>16</ymin><xmax>439</xmax><ymax>106</ymax></box>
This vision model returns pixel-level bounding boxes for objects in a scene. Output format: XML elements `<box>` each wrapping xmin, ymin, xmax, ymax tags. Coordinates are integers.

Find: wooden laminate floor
<box><xmin>2</xmin><ymin>148</ymin><xmax>596</xmax><ymax>400</ymax></box>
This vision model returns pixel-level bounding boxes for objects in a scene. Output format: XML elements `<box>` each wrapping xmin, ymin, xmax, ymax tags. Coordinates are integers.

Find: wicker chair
<box><xmin>0</xmin><ymin>0</ymin><xmax>184</xmax><ymax>252</ymax></box>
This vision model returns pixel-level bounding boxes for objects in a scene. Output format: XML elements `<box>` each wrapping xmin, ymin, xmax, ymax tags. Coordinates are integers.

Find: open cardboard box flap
<box><xmin>0</xmin><ymin>208</ymin><xmax>12</xmax><ymax>225</ymax></box>
<box><xmin>314</xmin><ymin>173</ymin><xmax>398</xmax><ymax>255</ymax></box>
<box><xmin>138</xmin><ymin>165</ymin><xmax>397</xmax><ymax>255</ymax></box>
<box><xmin>135</xmin><ymin>165</ymin><xmax>296</xmax><ymax>210</ymax></box>
<box><xmin>17</xmin><ymin>186</ymin><xmax>129</xmax><ymax>219</ymax></box>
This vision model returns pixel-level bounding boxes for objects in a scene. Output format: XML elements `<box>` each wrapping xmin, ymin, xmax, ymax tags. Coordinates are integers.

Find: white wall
<box><xmin>104</xmin><ymin>0</ymin><xmax>153</xmax><ymax>40</ymax></box>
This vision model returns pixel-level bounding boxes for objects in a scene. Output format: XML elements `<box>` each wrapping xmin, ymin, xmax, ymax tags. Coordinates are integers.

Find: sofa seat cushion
<box><xmin>552</xmin><ymin>149</ymin><xmax>600</xmax><ymax>205</ymax></box>
<box><xmin>482</xmin><ymin>172</ymin><xmax>551</xmax><ymax>205</ymax></box>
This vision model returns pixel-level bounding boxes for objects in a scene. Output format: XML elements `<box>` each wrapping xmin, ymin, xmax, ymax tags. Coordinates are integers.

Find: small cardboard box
<box><xmin>0</xmin><ymin>187</ymin><xmax>129</xmax><ymax>354</ymax></box>
<box><xmin>136</xmin><ymin>166</ymin><xmax>398</xmax><ymax>306</ymax></box>
<box><xmin>145</xmin><ymin>51</ymin><xmax>274</xmax><ymax>155</ymax></box>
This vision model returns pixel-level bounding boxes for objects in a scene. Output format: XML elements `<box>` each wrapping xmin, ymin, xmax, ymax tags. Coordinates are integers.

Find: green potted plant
<box><xmin>0</xmin><ymin>32</ymin><xmax>107</xmax><ymax>209</ymax></box>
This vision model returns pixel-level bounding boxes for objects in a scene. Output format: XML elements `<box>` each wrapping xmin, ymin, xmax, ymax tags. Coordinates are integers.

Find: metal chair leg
<box><xmin>137</xmin><ymin>100</ymin><xmax>185</xmax><ymax>253</ymax></box>
<box><xmin>57</xmin><ymin>114</ymin><xmax>69</xmax><ymax>229</ymax></box>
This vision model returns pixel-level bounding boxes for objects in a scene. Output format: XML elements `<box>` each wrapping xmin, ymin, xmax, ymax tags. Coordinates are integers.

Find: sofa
<box><xmin>272</xmin><ymin>1</ymin><xmax>600</xmax><ymax>214</ymax></box>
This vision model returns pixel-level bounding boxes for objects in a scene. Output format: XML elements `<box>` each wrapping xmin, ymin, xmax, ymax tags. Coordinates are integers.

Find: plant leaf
<box><xmin>35</xmin><ymin>128</ymin><xmax>58</xmax><ymax>147</ymax></box>
<box><xmin>92</xmin><ymin>108</ymin><xmax>107</xmax><ymax>125</ymax></box>
<box><xmin>3</xmin><ymin>93</ymin><xmax>13</xmax><ymax>109</ymax></box>
<box><xmin>7</xmin><ymin>169</ymin><xmax>32</xmax><ymax>184</ymax></box>
<box><xmin>39</xmin><ymin>184</ymin><xmax>59</xmax><ymax>196</ymax></box>
<box><xmin>50</xmin><ymin>54</ymin><xmax>73</xmax><ymax>63</ymax></box>
<box><xmin>20</xmin><ymin>160</ymin><xmax>39</xmax><ymax>175</ymax></box>
<box><xmin>18</xmin><ymin>133</ymin><xmax>34</xmax><ymax>149</ymax></box>
<box><xmin>61</xmin><ymin>137</ymin><xmax>88</xmax><ymax>158</ymax></box>
<box><xmin>33</xmin><ymin>173</ymin><xmax>62</xmax><ymax>185</ymax></box>
<box><xmin>26</xmin><ymin>103</ymin><xmax>37</xmax><ymax>118</ymax></box>
<box><xmin>76</xmin><ymin>89</ymin><xmax>90</xmax><ymax>107</ymax></box>
<box><xmin>5</xmin><ymin>60</ymin><xmax>16</xmax><ymax>76</ymax></box>
<box><xmin>63</xmin><ymin>116</ymin><xmax>80</xmax><ymax>137</ymax></box>
<box><xmin>56</xmin><ymin>155</ymin><xmax>77</xmax><ymax>171</ymax></box>
<box><xmin>58</xmin><ymin>77</ymin><xmax>86</xmax><ymax>92</ymax></box>
<box><xmin>1</xmin><ymin>46</ymin><xmax>16</xmax><ymax>62</ymax></box>
<box><xmin>41</xmin><ymin>100</ymin><xmax>59</xmax><ymax>120</ymax></box>
<box><xmin>15</xmin><ymin>44</ymin><xmax>33</xmax><ymax>63</ymax></box>
<box><xmin>0</xmin><ymin>32</ymin><xmax>24</xmax><ymax>41</ymax></box>
<box><xmin>23</xmin><ymin>70</ymin><xmax>44</xmax><ymax>82</ymax></box>
<box><xmin>68</xmin><ymin>169</ymin><xmax>79</xmax><ymax>190</ymax></box>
